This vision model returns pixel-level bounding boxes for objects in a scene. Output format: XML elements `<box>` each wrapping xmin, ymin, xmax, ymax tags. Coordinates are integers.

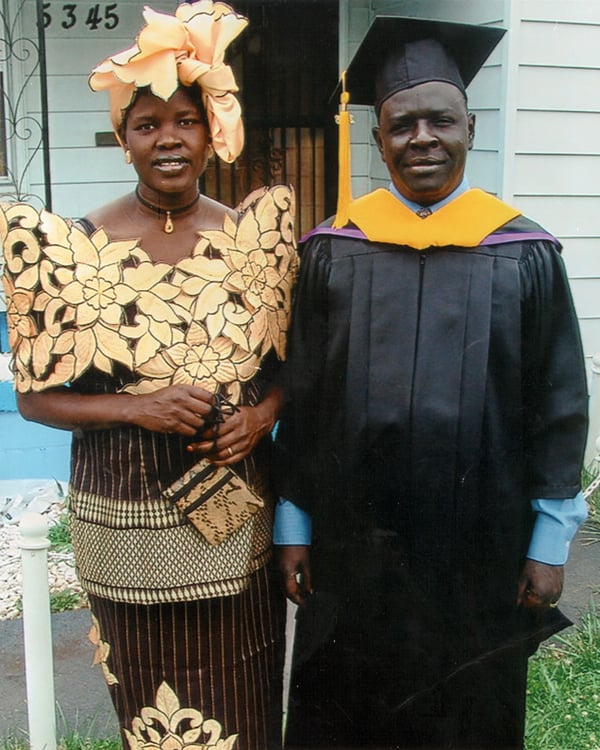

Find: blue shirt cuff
<box><xmin>273</xmin><ymin>498</ymin><xmax>312</xmax><ymax>545</ymax></box>
<box><xmin>527</xmin><ymin>492</ymin><xmax>588</xmax><ymax>565</ymax></box>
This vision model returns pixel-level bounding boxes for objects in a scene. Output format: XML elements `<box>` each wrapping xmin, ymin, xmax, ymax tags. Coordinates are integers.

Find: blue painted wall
<box><xmin>0</xmin><ymin>386</ymin><xmax>71</xmax><ymax>482</ymax></box>
<box><xmin>1</xmin><ymin>310</ymin><xmax>71</xmax><ymax>480</ymax></box>
<box><xmin>0</xmin><ymin>381</ymin><xmax>15</xmax><ymax>412</ymax></box>
<box><xmin>0</xmin><ymin>312</ymin><xmax>7</xmax><ymax>352</ymax></box>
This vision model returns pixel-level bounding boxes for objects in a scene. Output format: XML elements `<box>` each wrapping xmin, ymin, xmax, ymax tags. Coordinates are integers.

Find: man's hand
<box><xmin>278</xmin><ymin>545</ymin><xmax>313</xmax><ymax>606</ymax></box>
<box><xmin>517</xmin><ymin>559</ymin><xmax>564</xmax><ymax>610</ymax></box>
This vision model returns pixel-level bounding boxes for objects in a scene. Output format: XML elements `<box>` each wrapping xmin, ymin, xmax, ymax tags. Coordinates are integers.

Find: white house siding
<box><xmin>339</xmin><ymin>1</ymin><xmax>599</xmax><ymax>371</ymax></box>
<box><xmin>4</xmin><ymin>0</ymin><xmax>599</xmax><ymax>323</ymax></box>
<box><xmin>506</xmin><ymin>1</ymin><xmax>600</xmax><ymax>374</ymax></box>
<box><xmin>26</xmin><ymin>0</ymin><xmax>178</xmax><ymax>217</ymax></box>
<box><xmin>371</xmin><ymin>0</ymin><xmax>506</xmax><ymax>198</ymax></box>
<box><xmin>2</xmin><ymin>0</ymin><xmax>600</xmax><ymax>471</ymax></box>
<box><xmin>0</xmin><ymin>2</ymin><xmax>44</xmax><ymax>207</ymax></box>
<box><xmin>0</xmin><ymin>2</ymin><xmax>173</xmax><ymax>340</ymax></box>
<box><xmin>0</xmin><ymin>1</ymin><xmax>181</xmax><ymax>480</ymax></box>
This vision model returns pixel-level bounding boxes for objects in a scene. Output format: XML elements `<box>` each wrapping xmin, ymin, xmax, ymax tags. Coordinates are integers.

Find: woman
<box><xmin>1</xmin><ymin>3</ymin><xmax>297</xmax><ymax>749</ymax></box>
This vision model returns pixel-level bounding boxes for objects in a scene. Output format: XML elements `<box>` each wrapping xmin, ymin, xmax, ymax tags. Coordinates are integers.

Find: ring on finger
<box><xmin>227</xmin><ymin>446</ymin><xmax>233</xmax><ymax>457</ymax></box>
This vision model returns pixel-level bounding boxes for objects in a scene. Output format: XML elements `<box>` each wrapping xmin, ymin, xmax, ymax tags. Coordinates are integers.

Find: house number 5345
<box><xmin>42</xmin><ymin>3</ymin><xmax>120</xmax><ymax>30</ymax></box>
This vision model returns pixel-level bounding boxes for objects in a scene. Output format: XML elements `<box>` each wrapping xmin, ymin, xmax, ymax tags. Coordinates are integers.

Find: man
<box><xmin>273</xmin><ymin>17</ymin><xmax>589</xmax><ymax>750</ymax></box>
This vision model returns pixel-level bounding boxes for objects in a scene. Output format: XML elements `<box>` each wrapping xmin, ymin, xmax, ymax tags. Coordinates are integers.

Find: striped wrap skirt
<box><xmin>88</xmin><ymin>563</ymin><xmax>284</xmax><ymax>750</ymax></box>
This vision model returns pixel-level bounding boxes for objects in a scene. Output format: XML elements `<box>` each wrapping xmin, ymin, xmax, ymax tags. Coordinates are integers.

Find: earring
<box><xmin>125</xmin><ymin>149</ymin><xmax>132</xmax><ymax>165</ymax></box>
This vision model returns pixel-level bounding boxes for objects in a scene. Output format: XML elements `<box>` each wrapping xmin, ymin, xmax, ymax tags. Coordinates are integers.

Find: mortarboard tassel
<box><xmin>332</xmin><ymin>71</ymin><xmax>353</xmax><ymax>229</ymax></box>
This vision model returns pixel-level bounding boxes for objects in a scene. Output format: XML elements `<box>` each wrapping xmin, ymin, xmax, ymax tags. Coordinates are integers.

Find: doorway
<box><xmin>200</xmin><ymin>1</ymin><xmax>339</xmax><ymax>237</ymax></box>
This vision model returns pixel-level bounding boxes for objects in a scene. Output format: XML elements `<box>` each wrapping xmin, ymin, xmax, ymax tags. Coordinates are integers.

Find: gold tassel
<box><xmin>332</xmin><ymin>70</ymin><xmax>353</xmax><ymax>229</ymax></box>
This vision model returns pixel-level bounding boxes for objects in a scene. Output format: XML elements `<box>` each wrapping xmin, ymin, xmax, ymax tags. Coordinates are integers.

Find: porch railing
<box><xmin>0</xmin><ymin>0</ymin><xmax>51</xmax><ymax>208</ymax></box>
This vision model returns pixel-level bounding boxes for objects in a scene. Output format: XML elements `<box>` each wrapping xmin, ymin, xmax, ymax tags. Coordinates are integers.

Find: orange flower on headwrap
<box><xmin>88</xmin><ymin>1</ymin><xmax>247</xmax><ymax>163</ymax></box>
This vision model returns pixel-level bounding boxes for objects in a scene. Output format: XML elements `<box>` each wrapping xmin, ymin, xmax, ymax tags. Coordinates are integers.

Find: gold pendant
<box><xmin>164</xmin><ymin>212</ymin><xmax>174</xmax><ymax>233</ymax></box>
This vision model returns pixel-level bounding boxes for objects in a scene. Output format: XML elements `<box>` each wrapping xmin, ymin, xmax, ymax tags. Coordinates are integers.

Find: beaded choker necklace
<box><xmin>135</xmin><ymin>186</ymin><xmax>200</xmax><ymax>234</ymax></box>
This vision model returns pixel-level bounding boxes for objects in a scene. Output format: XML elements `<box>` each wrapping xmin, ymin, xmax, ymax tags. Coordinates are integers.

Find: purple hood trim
<box><xmin>479</xmin><ymin>231</ymin><xmax>556</xmax><ymax>246</ymax></box>
<box><xmin>300</xmin><ymin>226</ymin><xmax>366</xmax><ymax>243</ymax></box>
<box><xmin>300</xmin><ymin>225</ymin><xmax>557</xmax><ymax>247</ymax></box>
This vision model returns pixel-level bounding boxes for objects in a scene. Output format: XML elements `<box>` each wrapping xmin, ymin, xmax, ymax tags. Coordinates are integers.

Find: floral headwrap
<box><xmin>89</xmin><ymin>1</ymin><xmax>247</xmax><ymax>163</ymax></box>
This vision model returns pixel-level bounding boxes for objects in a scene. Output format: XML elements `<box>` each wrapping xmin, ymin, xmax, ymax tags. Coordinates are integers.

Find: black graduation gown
<box><xmin>274</xmin><ymin>210</ymin><xmax>588</xmax><ymax>748</ymax></box>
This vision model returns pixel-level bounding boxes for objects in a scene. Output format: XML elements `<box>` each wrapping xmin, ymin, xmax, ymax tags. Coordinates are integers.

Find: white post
<box><xmin>585</xmin><ymin>353</ymin><xmax>600</xmax><ymax>468</ymax></box>
<box><xmin>19</xmin><ymin>512</ymin><xmax>57</xmax><ymax>750</ymax></box>
<box><xmin>282</xmin><ymin>599</ymin><xmax>297</xmax><ymax>746</ymax></box>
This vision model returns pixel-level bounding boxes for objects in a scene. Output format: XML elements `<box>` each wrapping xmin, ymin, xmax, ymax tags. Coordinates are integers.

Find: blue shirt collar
<box><xmin>389</xmin><ymin>175</ymin><xmax>470</xmax><ymax>214</ymax></box>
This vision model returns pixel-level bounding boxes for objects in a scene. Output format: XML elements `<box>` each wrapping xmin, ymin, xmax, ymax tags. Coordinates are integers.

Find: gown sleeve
<box><xmin>520</xmin><ymin>239</ymin><xmax>588</xmax><ymax>499</ymax></box>
<box><xmin>273</xmin><ymin>236</ymin><xmax>331</xmax><ymax>514</ymax></box>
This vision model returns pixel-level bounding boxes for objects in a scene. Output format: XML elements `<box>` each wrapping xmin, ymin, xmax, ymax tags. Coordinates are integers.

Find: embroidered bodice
<box><xmin>2</xmin><ymin>185</ymin><xmax>297</xmax><ymax>402</ymax></box>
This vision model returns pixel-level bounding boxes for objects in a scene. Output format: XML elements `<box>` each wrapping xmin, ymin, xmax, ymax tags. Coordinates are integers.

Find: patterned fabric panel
<box><xmin>69</xmin><ymin>414</ymin><xmax>275</xmax><ymax>602</ymax></box>
<box><xmin>73</xmin><ymin>499</ymin><xmax>273</xmax><ymax>604</ymax></box>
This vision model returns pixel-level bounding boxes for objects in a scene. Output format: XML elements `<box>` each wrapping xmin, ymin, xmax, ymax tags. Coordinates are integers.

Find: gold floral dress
<box><xmin>1</xmin><ymin>185</ymin><xmax>297</xmax><ymax>750</ymax></box>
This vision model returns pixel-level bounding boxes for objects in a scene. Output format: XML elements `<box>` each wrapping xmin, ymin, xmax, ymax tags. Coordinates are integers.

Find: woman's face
<box><xmin>123</xmin><ymin>87</ymin><xmax>211</xmax><ymax>202</ymax></box>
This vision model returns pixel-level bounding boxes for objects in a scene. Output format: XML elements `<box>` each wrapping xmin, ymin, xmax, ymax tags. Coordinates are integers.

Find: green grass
<box><xmin>1</xmin><ymin>613</ymin><xmax>599</xmax><ymax>750</ymax></box>
<box><xmin>47</xmin><ymin>518</ymin><xmax>72</xmax><ymax>552</ymax></box>
<box><xmin>525</xmin><ymin>606</ymin><xmax>600</xmax><ymax>750</ymax></box>
<box><xmin>5</xmin><ymin>489</ymin><xmax>599</xmax><ymax>750</ymax></box>
<box><xmin>46</xmin><ymin>478</ymin><xmax>72</xmax><ymax>553</ymax></box>
<box><xmin>0</xmin><ymin>738</ymin><xmax>24</xmax><ymax>750</ymax></box>
<box><xmin>582</xmin><ymin>466</ymin><xmax>600</xmax><ymax>545</ymax></box>
<box><xmin>48</xmin><ymin>513</ymin><xmax>73</xmax><ymax>553</ymax></box>
<box><xmin>14</xmin><ymin>589</ymin><xmax>85</xmax><ymax>616</ymax></box>
<box><xmin>49</xmin><ymin>589</ymin><xmax>85</xmax><ymax>613</ymax></box>
<box><xmin>46</xmin><ymin>510</ymin><xmax>84</xmax><ymax>613</ymax></box>
<box><xmin>1</xmin><ymin>707</ymin><xmax>122</xmax><ymax>750</ymax></box>
<box><xmin>56</xmin><ymin>734</ymin><xmax>122</xmax><ymax>750</ymax></box>
<box><xmin>0</xmin><ymin>735</ymin><xmax>121</xmax><ymax>750</ymax></box>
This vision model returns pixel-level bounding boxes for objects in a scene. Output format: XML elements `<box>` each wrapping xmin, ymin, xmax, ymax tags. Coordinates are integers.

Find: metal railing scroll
<box><xmin>0</xmin><ymin>0</ymin><xmax>51</xmax><ymax>209</ymax></box>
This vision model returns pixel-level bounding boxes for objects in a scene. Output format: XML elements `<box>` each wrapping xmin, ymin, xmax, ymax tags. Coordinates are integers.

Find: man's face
<box><xmin>373</xmin><ymin>81</ymin><xmax>475</xmax><ymax>206</ymax></box>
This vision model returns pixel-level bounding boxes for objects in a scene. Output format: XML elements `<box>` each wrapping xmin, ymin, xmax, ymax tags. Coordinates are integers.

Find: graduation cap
<box><xmin>337</xmin><ymin>16</ymin><xmax>505</xmax><ymax>111</ymax></box>
<box><xmin>332</xmin><ymin>17</ymin><xmax>506</xmax><ymax>227</ymax></box>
